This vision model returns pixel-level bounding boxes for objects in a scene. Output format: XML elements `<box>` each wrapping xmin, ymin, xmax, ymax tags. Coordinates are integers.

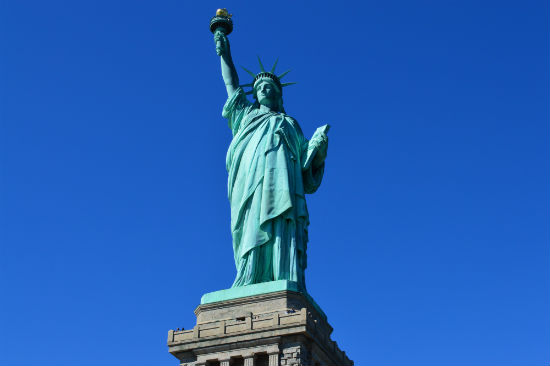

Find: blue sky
<box><xmin>0</xmin><ymin>1</ymin><xmax>548</xmax><ymax>365</ymax></box>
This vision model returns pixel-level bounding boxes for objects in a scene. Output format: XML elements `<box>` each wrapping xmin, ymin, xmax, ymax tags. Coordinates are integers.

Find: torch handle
<box><xmin>216</xmin><ymin>27</ymin><xmax>229</xmax><ymax>56</ymax></box>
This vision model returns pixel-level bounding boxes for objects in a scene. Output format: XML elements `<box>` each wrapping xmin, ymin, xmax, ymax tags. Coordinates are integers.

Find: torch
<box><xmin>210</xmin><ymin>8</ymin><xmax>233</xmax><ymax>56</ymax></box>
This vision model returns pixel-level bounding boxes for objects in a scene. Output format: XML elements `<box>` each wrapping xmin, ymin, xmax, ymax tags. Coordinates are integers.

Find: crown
<box><xmin>240</xmin><ymin>57</ymin><xmax>296</xmax><ymax>96</ymax></box>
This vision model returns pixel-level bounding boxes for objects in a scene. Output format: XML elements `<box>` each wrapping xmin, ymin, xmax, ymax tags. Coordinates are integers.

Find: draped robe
<box><xmin>223</xmin><ymin>88</ymin><xmax>324</xmax><ymax>289</ymax></box>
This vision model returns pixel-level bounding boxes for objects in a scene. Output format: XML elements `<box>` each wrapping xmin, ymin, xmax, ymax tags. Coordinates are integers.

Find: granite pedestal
<box><xmin>167</xmin><ymin>281</ymin><xmax>353</xmax><ymax>366</ymax></box>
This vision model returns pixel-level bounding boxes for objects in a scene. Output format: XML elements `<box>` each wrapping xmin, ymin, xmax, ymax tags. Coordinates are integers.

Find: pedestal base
<box><xmin>200</xmin><ymin>281</ymin><xmax>327</xmax><ymax>321</ymax></box>
<box><xmin>168</xmin><ymin>286</ymin><xmax>353</xmax><ymax>366</ymax></box>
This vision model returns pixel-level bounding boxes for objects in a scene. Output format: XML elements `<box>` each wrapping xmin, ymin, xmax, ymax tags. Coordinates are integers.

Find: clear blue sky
<box><xmin>1</xmin><ymin>1</ymin><xmax>548</xmax><ymax>365</ymax></box>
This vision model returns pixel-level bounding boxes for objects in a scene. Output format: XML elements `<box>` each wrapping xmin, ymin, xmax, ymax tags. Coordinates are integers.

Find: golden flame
<box><xmin>216</xmin><ymin>8</ymin><xmax>232</xmax><ymax>18</ymax></box>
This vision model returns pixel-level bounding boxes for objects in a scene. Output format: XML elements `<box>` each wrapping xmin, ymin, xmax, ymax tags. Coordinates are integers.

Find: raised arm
<box><xmin>214</xmin><ymin>30</ymin><xmax>239</xmax><ymax>97</ymax></box>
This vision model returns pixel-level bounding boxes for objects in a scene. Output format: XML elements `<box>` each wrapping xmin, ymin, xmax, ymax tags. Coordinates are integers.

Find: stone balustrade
<box><xmin>168</xmin><ymin>307</ymin><xmax>349</xmax><ymax>365</ymax></box>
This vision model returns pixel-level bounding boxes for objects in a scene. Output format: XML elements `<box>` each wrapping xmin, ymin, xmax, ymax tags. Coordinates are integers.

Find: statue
<box><xmin>211</xmin><ymin>10</ymin><xmax>329</xmax><ymax>291</ymax></box>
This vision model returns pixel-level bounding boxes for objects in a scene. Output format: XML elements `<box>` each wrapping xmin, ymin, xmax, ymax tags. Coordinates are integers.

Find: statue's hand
<box><xmin>214</xmin><ymin>30</ymin><xmax>229</xmax><ymax>57</ymax></box>
<box><xmin>312</xmin><ymin>132</ymin><xmax>328</xmax><ymax>168</ymax></box>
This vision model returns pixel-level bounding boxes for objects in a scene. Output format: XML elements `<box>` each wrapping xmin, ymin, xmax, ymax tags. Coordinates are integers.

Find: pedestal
<box><xmin>167</xmin><ymin>281</ymin><xmax>353</xmax><ymax>366</ymax></box>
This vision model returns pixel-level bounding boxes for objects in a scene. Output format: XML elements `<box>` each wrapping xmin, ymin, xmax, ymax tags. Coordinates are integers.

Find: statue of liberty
<box><xmin>212</xmin><ymin>10</ymin><xmax>329</xmax><ymax>291</ymax></box>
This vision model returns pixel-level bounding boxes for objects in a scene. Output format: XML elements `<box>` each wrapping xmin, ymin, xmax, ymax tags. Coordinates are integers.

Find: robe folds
<box><xmin>223</xmin><ymin>88</ymin><xmax>324</xmax><ymax>289</ymax></box>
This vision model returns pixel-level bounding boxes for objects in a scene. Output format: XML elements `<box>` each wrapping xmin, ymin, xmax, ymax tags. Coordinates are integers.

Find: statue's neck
<box><xmin>259</xmin><ymin>104</ymin><xmax>276</xmax><ymax>113</ymax></box>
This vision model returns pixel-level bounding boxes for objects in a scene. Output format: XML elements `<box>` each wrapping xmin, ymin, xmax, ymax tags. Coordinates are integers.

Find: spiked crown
<box><xmin>240</xmin><ymin>57</ymin><xmax>296</xmax><ymax>96</ymax></box>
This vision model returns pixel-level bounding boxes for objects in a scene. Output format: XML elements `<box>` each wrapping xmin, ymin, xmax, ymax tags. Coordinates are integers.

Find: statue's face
<box><xmin>255</xmin><ymin>80</ymin><xmax>280</xmax><ymax>107</ymax></box>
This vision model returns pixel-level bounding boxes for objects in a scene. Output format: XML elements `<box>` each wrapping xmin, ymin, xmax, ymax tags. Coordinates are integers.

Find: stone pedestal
<box><xmin>167</xmin><ymin>284</ymin><xmax>353</xmax><ymax>366</ymax></box>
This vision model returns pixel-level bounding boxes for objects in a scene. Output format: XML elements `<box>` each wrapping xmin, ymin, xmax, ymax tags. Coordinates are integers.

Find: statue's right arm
<box><xmin>214</xmin><ymin>30</ymin><xmax>239</xmax><ymax>97</ymax></box>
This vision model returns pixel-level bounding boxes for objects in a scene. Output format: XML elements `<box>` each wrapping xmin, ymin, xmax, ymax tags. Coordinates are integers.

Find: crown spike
<box><xmin>241</xmin><ymin>66</ymin><xmax>256</xmax><ymax>78</ymax></box>
<box><xmin>257</xmin><ymin>56</ymin><xmax>265</xmax><ymax>72</ymax></box>
<box><xmin>278</xmin><ymin>69</ymin><xmax>291</xmax><ymax>79</ymax></box>
<box><xmin>239</xmin><ymin>83</ymin><xmax>253</xmax><ymax>88</ymax></box>
<box><xmin>281</xmin><ymin>82</ymin><xmax>297</xmax><ymax>87</ymax></box>
<box><xmin>270</xmin><ymin>58</ymin><xmax>279</xmax><ymax>73</ymax></box>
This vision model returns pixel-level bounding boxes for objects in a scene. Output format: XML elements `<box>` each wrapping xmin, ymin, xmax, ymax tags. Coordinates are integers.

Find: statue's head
<box><xmin>254</xmin><ymin>78</ymin><xmax>283</xmax><ymax>112</ymax></box>
<box><xmin>241</xmin><ymin>57</ymin><xmax>296</xmax><ymax>113</ymax></box>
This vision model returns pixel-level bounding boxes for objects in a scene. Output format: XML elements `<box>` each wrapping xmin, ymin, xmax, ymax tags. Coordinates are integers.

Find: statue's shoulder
<box><xmin>283</xmin><ymin>114</ymin><xmax>304</xmax><ymax>136</ymax></box>
<box><xmin>223</xmin><ymin>88</ymin><xmax>256</xmax><ymax>118</ymax></box>
<box><xmin>281</xmin><ymin>113</ymin><xmax>298</xmax><ymax>124</ymax></box>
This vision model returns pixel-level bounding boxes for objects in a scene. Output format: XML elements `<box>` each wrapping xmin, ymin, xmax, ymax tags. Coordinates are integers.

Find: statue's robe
<box><xmin>223</xmin><ymin>88</ymin><xmax>324</xmax><ymax>288</ymax></box>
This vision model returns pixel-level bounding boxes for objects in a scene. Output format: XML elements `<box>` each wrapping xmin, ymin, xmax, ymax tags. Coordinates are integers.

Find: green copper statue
<box><xmin>211</xmin><ymin>10</ymin><xmax>329</xmax><ymax>291</ymax></box>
